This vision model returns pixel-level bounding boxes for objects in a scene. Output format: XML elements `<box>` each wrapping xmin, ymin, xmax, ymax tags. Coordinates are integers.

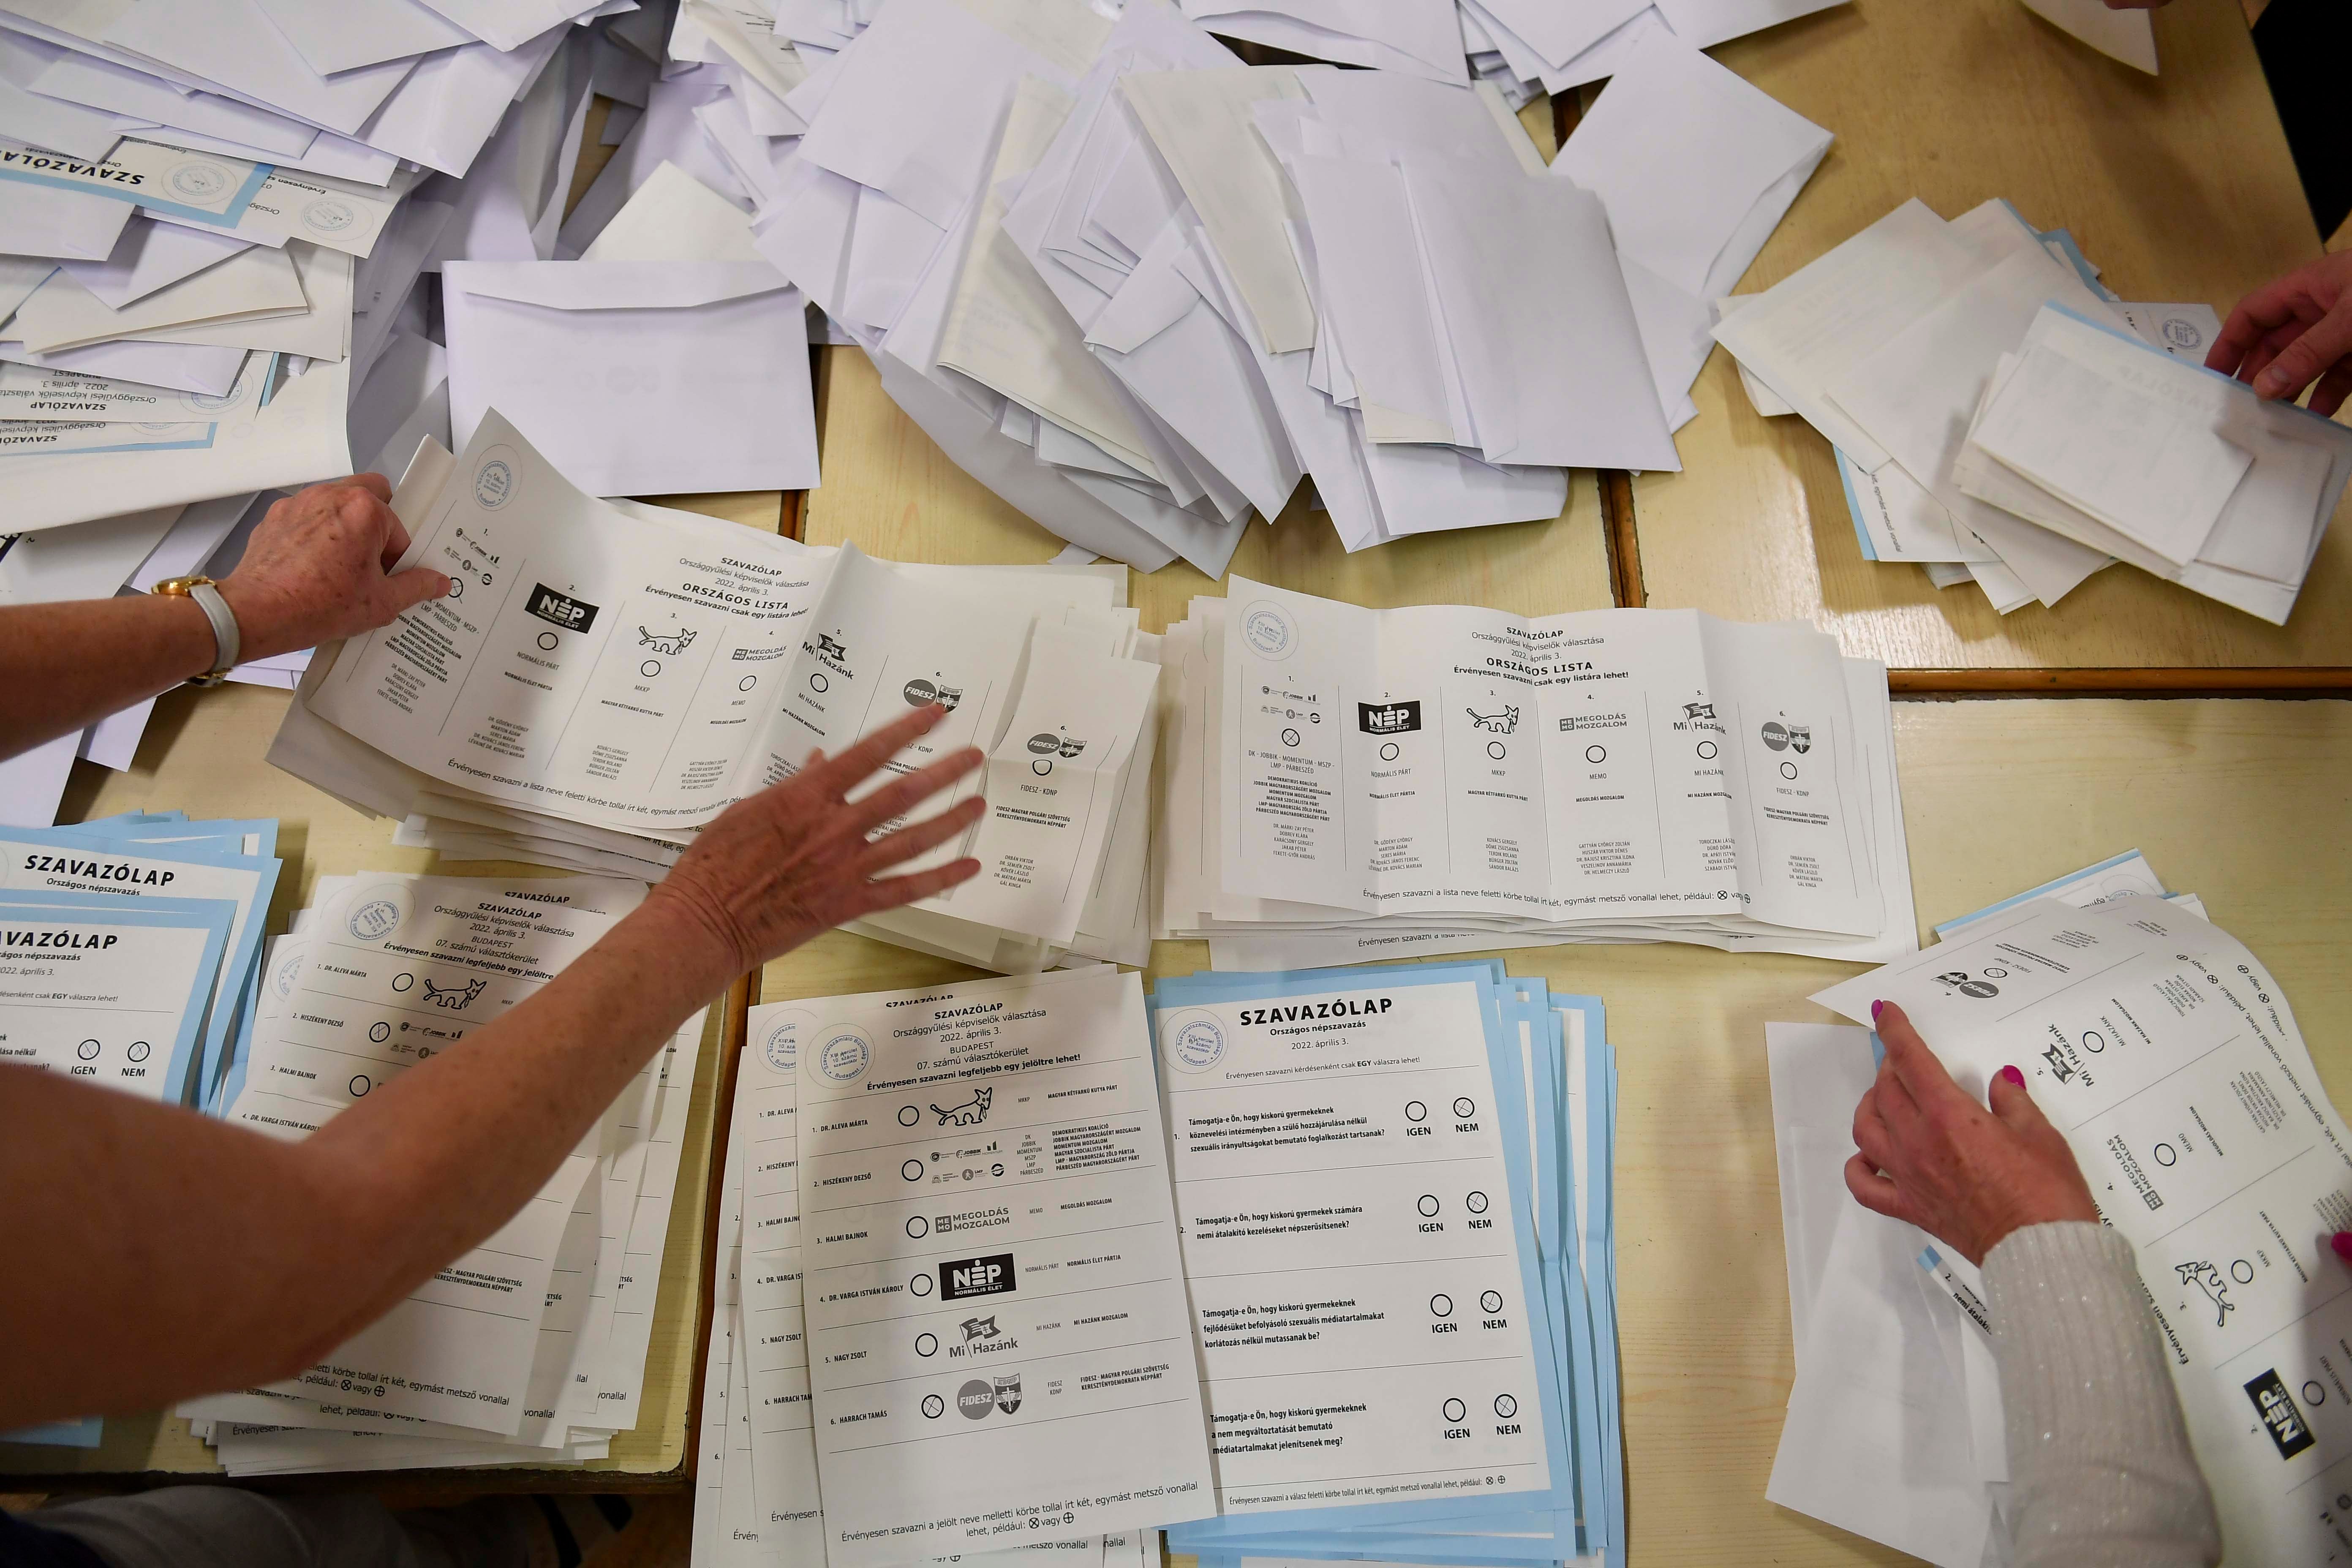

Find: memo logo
<box><xmin>2246</xmin><ymin>1369</ymin><xmax>2316</xmax><ymax>1459</ymax></box>
<box><xmin>1358</xmin><ymin>700</ymin><xmax>1421</xmax><ymax>735</ymax></box>
<box><xmin>940</xmin><ymin>1252</ymin><xmax>1015</xmax><ymax>1302</ymax></box>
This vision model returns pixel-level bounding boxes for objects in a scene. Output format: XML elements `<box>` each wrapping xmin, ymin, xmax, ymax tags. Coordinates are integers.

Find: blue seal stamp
<box><xmin>349</xmin><ymin>901</ymin><xmax>402</xmax><ymax>941</ymax></box>
<box><xmin>1239</xmin><ymin>600</ymin><xmax>1294</xmax><ymax>659</ymax></box>
<box><xmin>2161</xmin><ymin>316</ymin><xmax>2203</xmax><ymax>351</ymax></box>
<box><xmin>812</xmin><ymin>1024</ymin><xmax>872</xmax><ymax>1085</ymax></box>
<box><xmin>474</xmin><ymin>454</ymin><xmax>517</xmax><ymax>509</ymax></box>
<box><xmin>762</xmin><ymin>1010</ymin><xmax>815</xmax><ymax>1075</ymax></box>
<box><xmin>1163</xmin><ymin>1010</ymin><xmax>1227</xmax><ymax>1074</ymax></box>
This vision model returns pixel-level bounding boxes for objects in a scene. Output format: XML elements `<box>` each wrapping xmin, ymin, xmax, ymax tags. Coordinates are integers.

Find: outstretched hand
<box><xmin>1845</xmin><ymin>1001</ymin><xmax>2100</xmax><ymax>1266</ymax></box>
<box><xmin>2206</xmin><ymin>250</ymin><xmax>2352</xmax><ymax>417</ymax></box>
<box><xmin>650</xmin><ymin>702</ymin><xmax>988</xmax><ymax>979</ymax></box>
<box><xmin>217</xmin><ymin>474</ymin><xmax>452</xmax><ymax>663</ymax></box>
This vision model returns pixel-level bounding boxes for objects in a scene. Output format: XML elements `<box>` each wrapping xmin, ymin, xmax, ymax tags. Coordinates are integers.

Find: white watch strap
<box><xmin>187</xmin><ymin>581</ymin><xmax>240</xmax><ymax>674</ymax></box>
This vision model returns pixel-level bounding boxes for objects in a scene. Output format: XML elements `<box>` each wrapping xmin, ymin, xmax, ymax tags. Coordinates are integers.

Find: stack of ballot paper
<box><xmin>1154</xmin><ymin>575</ymin><xmax>1914</xmax><ymax>969</ymax></box>
<box><xmin>694</xmin><ymin>958</ymin><xmax>1621</xmax><ymax>1568</ymax></box>
<box><xmin>170</xmin><ymin>870</ymin><xmax>713</xmax><ymax>1475</ymax></box>
<box><xmin>270</xmin><ymin>414</ymin><xmax>1164</xmax><ymax>972</ymax></box>
<box><xmin>1714</xmin><ymin>195</ymin><xmax>2348</xmax><ymax>623</ymax></box>
<box><xmin>1152</xmin><ymin>962</ymin><xmax>1622</xmax><ymax>1568</ymax></box>
<box><xmin>1765</xmin><ymin>850</ymin><xmax>2352</xmax><ymax>1565</ymax></box>
<box><xmin>0</xmin><ymin>810</ymin><xmax>280</xmax><ymax>1114</ymax></box>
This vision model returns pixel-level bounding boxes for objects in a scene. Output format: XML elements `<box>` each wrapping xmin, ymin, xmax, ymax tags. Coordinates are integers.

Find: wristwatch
<box><xmin>150</xmin><ymin>575</ymin><xmax>241</xmax><ymax>688</ymax></box>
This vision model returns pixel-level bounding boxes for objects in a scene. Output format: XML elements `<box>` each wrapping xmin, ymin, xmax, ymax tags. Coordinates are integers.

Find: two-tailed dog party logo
<box><xmin>929</xmin><ymin>1086</ymin><xmax>992</xmax><ymax>1126</ymax></box>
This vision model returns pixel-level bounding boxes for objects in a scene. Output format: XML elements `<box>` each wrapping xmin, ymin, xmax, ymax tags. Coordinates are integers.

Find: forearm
<box><xmin>1984</xmin><ymin>1222</ymin><xmax>2221</xmax><ymax>1568</ymax></box>
<box><xmin>0</xmin><ymin>892</ymin><xmax>736</xmax><ymax>1427</ymax></box>
<box><xmin>0</xmin><ymin>595</ymin><xmax>222</xmax><ymax>759</ymax></box>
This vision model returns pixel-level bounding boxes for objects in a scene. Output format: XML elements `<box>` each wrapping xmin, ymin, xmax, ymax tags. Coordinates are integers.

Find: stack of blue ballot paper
<box><xmin>0</xmin><ymin>810</ymin><xmax>280</xmax><ymax>1116</ymax></box>
<box><xmin>1146</xmin><ymin>961</ymin><xmax>1622</xmax><ymax>1568</ymax></box>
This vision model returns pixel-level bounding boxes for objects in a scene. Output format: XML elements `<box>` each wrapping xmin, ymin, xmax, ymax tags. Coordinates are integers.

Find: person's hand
<box><xmin>648</xmin><ymin>703</ymin><xmax>988</xmax><ymax>980</ymax></box>
<box><xmin>215</xmin><ymin>475</ymin><xmax>452</xmax><ymax>663</ymax></box>
<box><xmin>1845</xmin><ymin>1000</ymin><xmax>2101</xmax><ymax>1266</ymax></box>
<box><xmin>2206</xmin><ymin>250</ymin><xmax>2352</xmax><ymax>417</ymax></box>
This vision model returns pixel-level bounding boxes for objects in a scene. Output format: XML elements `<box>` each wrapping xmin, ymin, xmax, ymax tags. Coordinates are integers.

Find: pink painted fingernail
<box><xmin>2333</xmin><ymin>1233</ymin><xmax>2352</xmax><ymax>1266</ymax></box>
<box><xmin>1999</xmin><ymin>1065</ymin><xmax>2025</xmax><ymax>1088</ymax></box>
<box><xmin>1870</xmin><ymin>999</ymin><xmax>1884</xmax><ymax>1021</ymax></box>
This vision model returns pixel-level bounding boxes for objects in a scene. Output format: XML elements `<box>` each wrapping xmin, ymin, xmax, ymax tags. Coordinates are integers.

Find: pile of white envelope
<box><xmin>178</xmin><ymin>869</ymin><xmax>714</xmax><ymax>1474</ymax></box>
<box><xmin>1713</xmin><ymin>196</ymin><xmax>2352</xmax><ymax>623</ymax></box>
<box><xmin>601</xmin><ymin>0</ymin><xmax>1849</xmax><ymax>571</ymax></box>
<box><xmin>271</xmin><ymin>415</ymin><xmax>1160</xmax><ymax>972</ymax></box>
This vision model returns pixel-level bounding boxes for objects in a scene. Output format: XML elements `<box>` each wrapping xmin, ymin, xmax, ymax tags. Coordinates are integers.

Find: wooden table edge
<box><xmin>1889</xmin><ymin>668</ymin><xmax>2352</xmax><ymax>695</ymax></box>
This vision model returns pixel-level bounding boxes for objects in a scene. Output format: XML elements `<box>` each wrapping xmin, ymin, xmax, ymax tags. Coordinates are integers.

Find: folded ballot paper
<box><xmin>1155</xmin><ymin>578</ymin><xmax>1913</xmax><ymax>969</ymax></box>
<box><xmin>174</xmin><ymin>870</ymin><xmax>714</xmax><ymax>1473</ymax></box>
<box><xmin>1715</xmin><ymin>195</ymin><xmax>2347</xmax><ymax>623</ymax></box>
<box><xmin>694</xmin><ymin>963</ymin><xmax>1622</xmax><ymax>1568</ymax></box>
<box><xmin>1770</xmin><ymin>852</ymin><xmax>2352</xmax><ymax>1567</ymax></box>
<box><xmin>270</xmin><ymin>415</ymin><xmax>1163</xmax><ymax>972</ymax></box>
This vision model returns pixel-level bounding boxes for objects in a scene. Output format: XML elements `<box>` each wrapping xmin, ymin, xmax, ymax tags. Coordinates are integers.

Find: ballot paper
<box><xmin>216</xmin><ymin>871</ymin><xmax>710</xmax><ymax>1440</ymax></box>
<box><xmin>790</xmin><ymin>967</ymin><xmax>1215</xmax><ymax>1564</ymax></box>
<box><xmin>1148</xmin><ymin>962</ymin><xmax>1587</xmax><ymax>1552</ymax></box>
<box><xmin>290</xmin><ymin>417</ymin><xmax>1159</xmax><ymax>971</ymax></box>
<box><xmin>0</xmin><ymin>886</ymin><xmax>232</xmax><ymax>1104</ymax></box>
<box><xmin>1812</xmin><ymin>896</ymin><xmax>2352</xmax><ymax>1567</ymax></box>
<box><xmin>0</xmin><ymin>823</ymin><xmax>280</xmax><ymax>1106</ymax></box>
<box><xmin>1161</xmin><ymin>577</ymin><xmax>1906</xmax><ymax>964</ymax></box>
<box><xmin>737</xmin><ymin>1005</ymin><xmax>828</xmax><ymax>1555</ymax></box>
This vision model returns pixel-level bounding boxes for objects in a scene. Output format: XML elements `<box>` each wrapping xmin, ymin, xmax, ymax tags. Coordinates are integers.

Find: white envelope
<box><xmin>21</xmin><ymin>35</ymin><xmax>320</xmax><ymax>160</ymax></box>
<box><xmin>1180</xmin><ymin>0</ymin><xmax>1467</xmax><ymax>84</ymax></box>
<box><xmin>1553</xmin><ymin>26</ymin><xmax>1831</xmax><ymax>300</ymax></box>
<box><xmin>354</xmin><ymin>28</ymin><xmax>569</xmax><ymax>180</ymax></box>
<box><xmin>60</xmin><ymin>218</ymin><xmax>259</xmax><ymax>310</ymax></box>
<box><xmin>0</xmin><ymin>33</ymin><xmax>132</xmax><ymax>160</ymax></box>
<box><xmin>9</xmin><ymin>242</ymin><xmax>307</xmax><ymax>354</ymax></box>
<box><xmin>0</xmin><ymin>176</ymin><xmax>136</xmax><ymax>261</ymax></box>
<box><xmin>0</xmin><ymin>354</ymin><xmax>350</xmax><ymax>533</ymax></box>
<box><xmin>2017</xmin><ymin>0</ymin><xmax>2156</xmax><ymax>74</ymax></box>
<box><xmin>442</xmin><ymin>260</ymin><xmax>819</xmax><ymax>496</ymax></box>
<box><xmin>250</xmin><ymin>0</ymin><xmax>476</xmax><ymax>77</ymax></box>
<box><xmin>579</xmin><ymin>161</ymin><xmax>765</xmax><ymax>263</ymax></box>
<box><xmin>98</xmin><ymin>0</ymin><xmax>419</xmax><ymax>139</ymax></box>
<box><xmin>0</xmin><ymin>336</ymin><xmax>247</xmax><ymax>399</ymax></box>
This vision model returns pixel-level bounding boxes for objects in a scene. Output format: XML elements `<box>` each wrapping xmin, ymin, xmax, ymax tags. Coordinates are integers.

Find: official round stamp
<box><xmin>1239</xmin><ymin>599</ymin><xmax>1295</xmax><ymax>659</ymax></box>
<box><xmin>166</xmin><ymin>161</ymin><xmax>231</xmax><ymax>202</ymax></box>
<box><xmin>761</xmin><ymin>1009</ymin><xmax>816</xmax><ymax>1075</ymax></box>
<box><xmin>347</xmin><ymin>884</ymin><xmax>413</xmax><ymax>942</ymax></box>
<box><xmin>302</xmin><ymin>198</ymin><xmax>358</xmax><ymax>235</ymax></box>
<box><xmin>474</xmin><ymin>448</ymin><xmax>519</xmax><ymax>509</ymax></box>
<box><xmin>1162</xmin><ymin>1009</ymin><xmax>1228</xmax><ymax>1073</ymax></box>
<box><xmin>812</xmin><ymin>1023</ymin><xmax>873</xmax><ymax>1085</ymax></box>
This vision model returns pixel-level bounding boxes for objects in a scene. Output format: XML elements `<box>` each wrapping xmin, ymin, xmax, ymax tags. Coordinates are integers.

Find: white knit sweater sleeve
<box><xmin>1981</xmin><ymin>1220</ymin><xmax>2222</xmax><ymax>1568</ymax></box>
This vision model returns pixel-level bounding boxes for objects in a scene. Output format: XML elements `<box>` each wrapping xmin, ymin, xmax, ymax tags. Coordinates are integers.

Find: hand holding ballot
<box><xmin>1845</xmin><ymin>1002</ymin><xmax>2099</xmax><ymax>1266</ymax></box>
<box><xmin>211</xmin><ymin>475</ymin><xmax>453</xmax><ymax>664</ymax></box>
<box><xmin>2207</xmin><ymin>248</ymin><xmax>2352</xmax><ymax>417</ymax></box>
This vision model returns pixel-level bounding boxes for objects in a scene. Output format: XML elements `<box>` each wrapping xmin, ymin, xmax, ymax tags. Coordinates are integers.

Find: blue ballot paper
<box><xmin>0</xmin><ymin>821</ymin><xmax>281</xmax><ymax>1110</ymax></box>
<box><xmin>1147</xmin><ymin>962</ymin><xmax>1620</xmax><ymax>1568</ymax></box>
<box><xmin>0</xmin><ymin>886</ymin><xmax>235</xmax><ymax>1104</ymax></box>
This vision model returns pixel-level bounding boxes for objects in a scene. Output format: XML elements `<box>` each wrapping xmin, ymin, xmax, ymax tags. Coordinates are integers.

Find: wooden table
<box><xmin>1619</xmin><ymin>0</ymin><xmax>2352</xmax><ymax>686</ymax></box>
<box><xmin>0</xmin><ymin>489</ymin><xmax>783</xmax><ymax>1489</ymax></box>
